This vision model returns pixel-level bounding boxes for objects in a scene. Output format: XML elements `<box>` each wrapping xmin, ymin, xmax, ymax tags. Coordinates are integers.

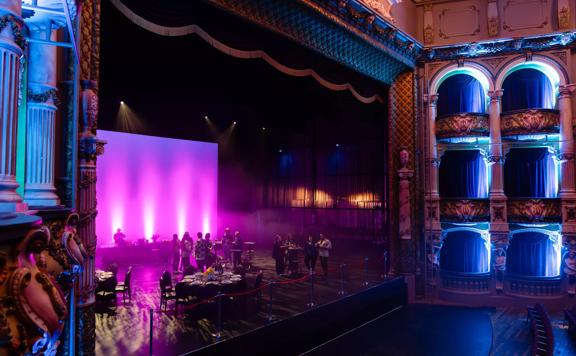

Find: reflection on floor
<box><xmin>304</xmin><ymin>304</ymin><xmax>493</xmax><ymax>356</ymax></box>
<box><xmin>95</xmin><ymin>242</ymin><xmax>387</xmax><ymax>356</ymax></box>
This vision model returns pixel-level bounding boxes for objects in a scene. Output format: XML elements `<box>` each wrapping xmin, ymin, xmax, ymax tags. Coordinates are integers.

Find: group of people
<box><xmin>172</xmin><ymin>228</ymin><xmax>244</xmax><ymax>273</ymax></box>
<box><xmin>272</xmin><ymin>233</ymin><xmax>332</xmax><ymax>277</ymax></box>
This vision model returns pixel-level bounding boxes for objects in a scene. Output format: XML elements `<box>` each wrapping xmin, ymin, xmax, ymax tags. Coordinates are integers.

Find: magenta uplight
<box><xmin>96</xmin><ymin>130</ymin><xmax>218</xmax><ymax>245</ymax></box>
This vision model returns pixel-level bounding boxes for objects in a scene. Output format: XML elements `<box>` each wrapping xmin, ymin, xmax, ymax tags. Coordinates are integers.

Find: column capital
<box><xmin>424</xmin><ymin>93</ymin><xmax>439</xmax><ymax>106</ymax></box>
<box><xmin>559</xmin><ymin>83</ymin><xmax>576</xmax><ymax>98</ymax></box>
<box><xmin>488</xmin><ymin>89</ymin><xmax>504</xmax><ymax>102</ymax></box>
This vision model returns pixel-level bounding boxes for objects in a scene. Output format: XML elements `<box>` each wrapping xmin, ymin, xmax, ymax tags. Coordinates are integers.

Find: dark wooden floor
<box><xmin>95</xmin><ymin>242</ymin><xmax>387</xmax><ymax>355</ymax></box>
<box><xmin>95</xmin><ymin>243</ymin><xmax>576</xmax><ymax>356</ymax></box>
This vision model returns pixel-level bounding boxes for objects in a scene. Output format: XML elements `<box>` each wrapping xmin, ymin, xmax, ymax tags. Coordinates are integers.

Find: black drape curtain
<box><xmin>502</xmin><ymin>68</ymin><xmax>555</xmax><ymax>112</ymax></box>
<box><xmin>504</xmin><ymin>148</ymin><xmax>556</xmax><ymax>198</ymax></box>
<box><xmin>440</xmin><ymin>231</ymin><xmax>489</xmax><ymax>273</ymax></box>
<box><xmin>506</xmin><ymin>231</ymin><xmax>559</xmax><ymax>277</ymax></box>
<box><xmin>115</xmin><ymin>0</ymin><xmax>386</xmax><ymax>99</ymax></box>
<box><xmin>439</xmin><ymin>150</ymin><xmax>487</xmax><ymax>198</ymax></box>
<box><xmin>437</xmin><ymin>74</ymin><xmax>486</xmax><ymax>117</ymax></box>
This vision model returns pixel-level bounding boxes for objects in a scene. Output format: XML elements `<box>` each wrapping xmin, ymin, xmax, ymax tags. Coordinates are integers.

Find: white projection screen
<box><xmin>96</xmin><ymin>130</ymin><xmax>218</xmax><ymax>245</ymax></box>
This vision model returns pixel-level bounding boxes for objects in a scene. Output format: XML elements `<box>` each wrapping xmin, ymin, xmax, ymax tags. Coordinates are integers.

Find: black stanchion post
<box><xmin>215</xmin><ymin>292</ymin><xmax>223</xmax><ymax>341</ymax></box>
<box><xmin>306</xmin><ymin>270</ymin><xmax>316</xmax><ymax>308</ymax></box>
<box><xmin>267</xmin><ymin>281</ymin><xmax>276</xmax><ymax>322</ymax></box>
<box><xmin>363</xmin><ymin>257</ymin><xmax>369</xmax><ymax>286</ymax></box>
<box><xmin>338</xmin><ymin>263</ymin><xmax>346</xmax><ymax>295</ymax></box>
<box><xmin>383</xmin><ymin>251</ymin><xmax>388</xmax><ymax>279</ymax></box>
<box><xmin>149</xmin><ymin>308</ymin><xmax>153</xmax><ymax>356</ymax></box>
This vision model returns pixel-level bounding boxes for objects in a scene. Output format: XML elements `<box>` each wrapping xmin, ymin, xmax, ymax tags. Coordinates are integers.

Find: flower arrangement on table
<box><xmin>204</xmin><ymin>267</ymin><xmax>218</xmax><ymax>281</ymax></box>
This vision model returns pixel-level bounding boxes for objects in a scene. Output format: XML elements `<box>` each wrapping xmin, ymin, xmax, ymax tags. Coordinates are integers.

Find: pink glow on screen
<box><xmin>96</xmin><ymin>130</ymin><xmax>218</xmax><ymax>245</ymax></box>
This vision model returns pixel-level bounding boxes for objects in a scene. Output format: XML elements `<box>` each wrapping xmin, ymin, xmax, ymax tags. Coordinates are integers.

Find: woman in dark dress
<box><xmin>304</xmin><ymin>235</ymin><xmax>318</xmax><ymax>272</ymax></box>
<box><xmin>272</xmin><ymin>235</ymin><xmax>285</xmax><ymax>275</ymax></box>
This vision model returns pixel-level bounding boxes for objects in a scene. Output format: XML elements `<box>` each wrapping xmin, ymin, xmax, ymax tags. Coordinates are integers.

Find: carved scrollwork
<box><xmin>0</xmin><ymin>227</ymin><xmax>69</xmax><ymax>355</ymax></box>
<box><xmin>436</xmin><ymin>113</ymin><xmax>489</xmax><ymax>139</ymax></box>
<box><xmin>440</xmin><ymin>199</ymin><xmax>490</xmax><ymax>222</ymax></box>
<box><xmin>0</xmin><ymin>15</ymin><xmax>25</xmax><ymax>49</ymax></box>
<box><xmin>501</xmin><ymin>109</ymin><xmax>559</xmax><ymax>136</ymax></box>
<box><xmin>507</xmin><ymin>198</ymin><xmax>561</xmax><ymax>223</ymax></box>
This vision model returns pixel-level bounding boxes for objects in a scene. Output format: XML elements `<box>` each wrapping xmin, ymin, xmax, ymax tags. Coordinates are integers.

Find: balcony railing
<box><xmin>439</xmin><ymin>271</ymin><xmax>492</xmax><ymax>293</ymax></box>
<box><xmin>501</xmin><ymin>108</ymin><xmax>559</xmax><ymax>137</ymax></box>
<box><xmin>436</xmin><ymin>112</ymin><xmax>489</xmax><ymax>139</ymax></box>
<box><xmin>440</xmin><ymin>198</ymin><xmax>490</xmax><ymax>222</ymax></box>
<box><xmin>507</xmin><ymin>198</ymin><xmax>561</xmax><ymax>223</ymax></box>
<box><xmin>505</xmin><ymin>275</ymin><xmax>563</xmax><ymax>297</ymax></box>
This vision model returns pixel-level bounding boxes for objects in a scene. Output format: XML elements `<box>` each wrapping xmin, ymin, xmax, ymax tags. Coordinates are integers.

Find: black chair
<box><xmin>96</xmin><ymin>275</ymin><xmax>118</xmax><ymax>310</ymax></box>
<box><xmin>115</xmin><ymin>266</ymin><xmax>133</xmax><ymax>305</ymax></box>
<box><xmin>159</xmin><ymin>270</ymin><xmax>176</xmax><ymax>312</ymax></box>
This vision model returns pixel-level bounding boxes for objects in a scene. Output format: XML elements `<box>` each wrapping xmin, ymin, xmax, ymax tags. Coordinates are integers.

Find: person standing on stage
<box><xmin>180</xmin><ymin>232</ymin><xmax>193</xmax><ymax>271</ymax></box>
<box><xmin>232</xmin><ymin>231</ymin><xmax>243</xmax><ymax>268</ymax></box>
<box><xmin>195</xmin><ymin>232</ymin><xmax>207</xmax><ymax>272</ymax></box>
<box><xmin>205</xmin><ymin>233</ymin><xmax>215</xmax><ymax>268</ymax></box>
<box><xmin>113</xmin><ymin>228</ymin><xmax>126</xmax><ymax>246</ymax></box>
<box><xmin>222</xmin><ymin>228</ymin><xmax>232</xmax><ymax>261</ymax></box>
<box><xmin>172</xmin><ymin>234</ymin><xmax>180</xmax><ymax>273</ymax></box>
<box><xmin>316</xmin><ymin>234</ymin><xmax>332</xmax><ymax>277</ymax></box>
<box><xmin>272</xmin><ymin>235</ymin><xmax>285</xmax><ymax>275</ymax></box>
<box><xmin>304</xmin><ymin>235</ymin><xmax>318</xmax><ymax>272</ymax></box>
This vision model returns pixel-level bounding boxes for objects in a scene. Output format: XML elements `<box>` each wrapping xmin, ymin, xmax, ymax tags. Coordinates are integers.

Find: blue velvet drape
<box><xmin>437</xmin><ymin>74</ymin><xmax>486</xmax><ymax>117</ymax></box>
<box><xmin>502</xmin><ymin>69</ymin><xmax>555</xmax><ymax>112</ymax></box>
<box><xmin>439</xmin><ymin>150</ymin><xmax>488</xmax><ymax>198</ymax></box>
<box><xmin>440</xmin><ymin>231</ymin><xmax>489</xmax><ymax>273</ymax></box>
<box><xmin>506</xmin><ymin>231</ymin><xmax>559</xmax><ymax>277</ymax></box>
<box><xmin>504</xmin><ymin>148</ymin><xmax>557</xmax><ymax>198</ymax></box>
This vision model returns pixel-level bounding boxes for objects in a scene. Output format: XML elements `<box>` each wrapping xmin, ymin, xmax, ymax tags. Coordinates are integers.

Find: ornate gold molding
<box><xmin>501</xmin><ymin>109</ymin><xmax>559</xmax><ymax>136</ymax></box>
<box><xmin>440</xmin><ymin>199</ymin><xmax>490</xmax><ymax>222</ymax></box>
<box><xmin>507</xmin><ymin>198</ymin><xmax>561</xmax><ymax>223</ymax></box>
<box><xmin>436</xmin><ymin>113</ymin><xmax>489</xmax><ymax>139</ymax></box>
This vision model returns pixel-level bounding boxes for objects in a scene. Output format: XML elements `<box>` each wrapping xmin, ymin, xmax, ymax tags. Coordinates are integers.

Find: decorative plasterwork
<box><xmin>487</xmin><ymin>0</ymin><xmax>499</xmax><ymax>37</ymax></box>
<box><xmin>558</xmin><ymin>0</ymin><xmax>571</xmax><ymax>30</ymax></box>
<box><xmin>358</xmin><ymin>0</ymin><xmax>395</xmax><ymax>23</ymax></box>
<box><xmin>421</xmin><ymin>32</ymin><xmax>576</xmax><ymax>62</ymax></box>
<box><xmin>501</xmin><ymin>109</ymin><xmax>560</xmax><ymax>137</ymax></box>
<box><xmin>550</xmin><ymin>51</ymin><xmax>568</xmax><ymax>65</ymax></box>
<box><xmin>438</xmin><ymin>6</ymin><xmax>480</xmax><ymax>39</ymax></box>
<box><xmin>436</xmin><ymin>113</ymin><xmax>489</xmax><ymax>139</ymax></box>
<box><xmin>440</xmin><ymin>199</ymin><xmax>490</xmax><ymax>222</ymax></box>
<box><xmin>423</xmin><ymin>4</ymin><xmax>434</xmax><ymax>45</ymax></box>
<box><xmin>503</xmin><ymin>0</ymin><xmax>548</xmax><ymax>32</ymax></box>
<box><xmin>0</xmin><ymin>14</ymin><xmax>25</xmax><ymax>49</ymax></box>
<box><xmin>507</xmin><ymin>198</ymin><xmax>561</xmax><ymax>223</ymax></box>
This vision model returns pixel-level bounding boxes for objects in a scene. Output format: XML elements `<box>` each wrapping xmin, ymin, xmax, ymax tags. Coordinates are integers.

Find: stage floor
<box><xmin>302</xmin><ymin>304</ymin><xmax>493</xmax><ymax>356</ymax></box>
<box><xmin>95</xmin><ymin>242</ymin><xmax>388</xmax><ymax>355</ymax></box>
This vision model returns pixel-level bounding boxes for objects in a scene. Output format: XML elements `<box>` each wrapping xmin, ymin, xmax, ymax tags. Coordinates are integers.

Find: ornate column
<box><xmin>558</xmin><ymin>84</ymin><xmax>576</xmax><ymax>198</ymax></box>
<box><xmin>0</xmin><ymin>1</ymin><xmax>24</xmax><ymax>212</ymax></box>
<box><xmin>76</xmin><ymin>80</ymin><xmax>101</xmax><ymax>354</ymax></box>
<box><xmin>24</xmin><ymin>28</ymin><xmax>60</xmax><ymax>206</ymax></box>
<box><xmin>424</xmin><ymin>93</ymin><xmax>441</xmax><ymax>288</ymax></box>
<box><xmin>424</xmin><ymin>94</ymin><xmax>440</xmax><ymax>230</ymax></box>
<box><xmin>558</xmin><ymin>84</ymin><xmax>576</xmax><ymax>295</ymax></box>
<box><xmin>398</xmin><ymin>149</ymin><xmax>414</xmax><ymax>241</ymax></box>
<box><xmin>487</xmin><ymin>90</ymin><xmax>508</xmax><ymax>292</ymax></box>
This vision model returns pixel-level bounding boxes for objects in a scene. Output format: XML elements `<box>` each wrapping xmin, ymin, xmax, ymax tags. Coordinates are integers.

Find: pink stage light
<box><xmin>96</xmin><ymin>130</ymin><xmax>218</xmax><ymax>245</ymax></box>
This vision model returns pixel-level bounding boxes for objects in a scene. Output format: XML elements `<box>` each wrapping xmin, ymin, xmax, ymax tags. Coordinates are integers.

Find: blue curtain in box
<box><xmin>502</xmin><ymin>68</ymin><xmax>555</xmax><ymax>112</ymax></box>
<box><xmin>437</xmin><ymin>74</ymin><xmax>486</xmax><ymax>117</ymax></box>
<box><xmin>504</xmin><ymin>148</ymin><xmax>557</xmax><ymax>198</ymax></box>
<box><xmin>439</xmin><ymin>150</ymin><xmax>488</xmax><ymax>198</ymax></box>
<box><xmin>506</xmin><ymin>231</ymin><xmax>559</xmax><ymax>277</ymax></box>
<box><xmin>440</xmin><ymin>230</ymin><xmax>489</xmax><ymax>273</ymax></box>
